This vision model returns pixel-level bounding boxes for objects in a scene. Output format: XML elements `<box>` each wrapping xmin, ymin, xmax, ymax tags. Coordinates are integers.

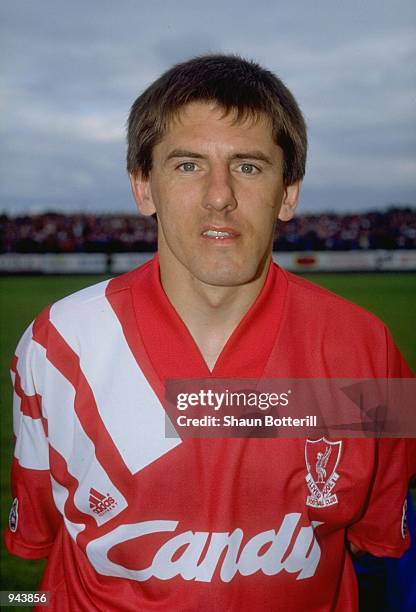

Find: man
<box><xmin>5</xmin><ymin>55</ymin><xmax>414</xmax><ymax>611</ymax></box>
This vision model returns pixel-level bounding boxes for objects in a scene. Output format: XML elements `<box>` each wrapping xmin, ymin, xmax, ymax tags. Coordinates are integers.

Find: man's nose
<box><xmin>202</xmin><ymin>166</ymin><xmax>237</xmax><ymax>212</ymax></box>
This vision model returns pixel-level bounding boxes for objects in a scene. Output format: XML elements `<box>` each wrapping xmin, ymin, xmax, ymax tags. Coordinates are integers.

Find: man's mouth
<box><xmin>201</xmin><ymin>228</ymin><xmax>240</xmax><ymax>240</ymax></box>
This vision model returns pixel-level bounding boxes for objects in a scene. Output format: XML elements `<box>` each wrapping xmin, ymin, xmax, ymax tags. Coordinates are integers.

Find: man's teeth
<box><xmin>203</xmin><ymin>230</ymin><xmax>233</xmax><ymax>239</ymax></box>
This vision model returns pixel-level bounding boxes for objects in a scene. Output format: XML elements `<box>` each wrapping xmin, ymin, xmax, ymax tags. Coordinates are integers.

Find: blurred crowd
<box><xmin>1</xmin><ymin>207</ymin><xmax>415</xmax><ymax>253</ymax></box>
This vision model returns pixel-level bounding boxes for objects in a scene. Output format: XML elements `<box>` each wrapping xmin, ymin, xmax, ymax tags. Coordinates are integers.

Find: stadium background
<box><xmin>1</xmin><ymin>0</ymin><xmax>415</xmax><ymax>608</ymax></box>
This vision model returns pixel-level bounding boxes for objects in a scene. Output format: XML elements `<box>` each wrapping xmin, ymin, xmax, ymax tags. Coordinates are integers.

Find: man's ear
<box><xmin>278</xmin><ymin>180</ymin><xmax>302</xmax><ymax>222</ymax></box>
<box><xmin>129</xmin><ymin>172</ymin><xmax>156</xmax><ymax>216</ymax></box>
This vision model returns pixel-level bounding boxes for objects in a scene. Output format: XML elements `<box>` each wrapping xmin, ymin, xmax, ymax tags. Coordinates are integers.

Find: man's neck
<box><xmin>159</xmin><ymin>257</ymin><xmax>270</xmax><ymax>371</ymax></box>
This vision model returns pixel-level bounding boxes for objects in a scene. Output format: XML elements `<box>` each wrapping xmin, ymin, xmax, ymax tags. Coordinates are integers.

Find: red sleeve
<box><xmin>4</xmin><ymin>460</ymin><xmax>61</xmax><ymax>559</ymax></box>
<box><xmin>4</xmin><ymin>323</ymin><xmax>60</xmax><ymax>560</ymax></box>
<box><xmin>347</xmin><ymin>438</ymin><xmax>410</xmax><ymax>557</ymax></box>
<box><xmin>347</xmin><ymin>328</ymin><xmax>414</xmax><ymax>556</ymax></box>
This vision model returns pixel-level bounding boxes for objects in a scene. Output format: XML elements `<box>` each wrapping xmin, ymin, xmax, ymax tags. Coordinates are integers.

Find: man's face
<box><xmin>131</xmin><ymin>102</ymin><xmax>300</xmax><ymax>288</ymax></box>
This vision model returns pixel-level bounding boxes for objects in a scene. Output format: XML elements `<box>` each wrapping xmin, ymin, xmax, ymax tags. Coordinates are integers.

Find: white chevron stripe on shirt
<box><xmin>49</xmin><ymin>280</ymin><xmax>181</xmax><ymax>475</ymax></box>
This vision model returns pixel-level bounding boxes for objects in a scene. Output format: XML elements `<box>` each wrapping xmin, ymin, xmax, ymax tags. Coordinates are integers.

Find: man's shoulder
<box><xmin>53</xmin><ymin>277</ymin><xmax>112</xmax><ymax>311</ymax></box>
<box><xmin>45</xmin><ymin>260</ymin><xmax>152</xmax><ymax>319</ymax></box>
<box><xmin>274</xmin><ymin>268</ymin><xmax>403</xmax><ymax>376</ymax></box>
<box><xmin>282</xmin><ymin>268</ymin><xmax>386</xmax><ymax>331</ymax></box>
<box><xmin>29</xmin><ymin>260</ymin><xmax>153</xmax><ymax>347</ymax></box>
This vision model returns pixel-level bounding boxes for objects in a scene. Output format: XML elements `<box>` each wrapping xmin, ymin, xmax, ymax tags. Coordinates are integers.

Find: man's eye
<box><xmin>239</xmin><ymin>163</ymin><xmax>259</xmax><ymax>175</ymax></box>
<box><xmin>178</xmin><ymin>162</ymin><xmax>197</xmax><ymax>172</ymax></box>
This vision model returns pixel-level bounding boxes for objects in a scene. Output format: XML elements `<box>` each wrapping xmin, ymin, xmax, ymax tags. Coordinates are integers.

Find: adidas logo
<box><xmin>89</xmin><ymin>488</ymin><xmax>117</xmax><ymax>515</ymax></box>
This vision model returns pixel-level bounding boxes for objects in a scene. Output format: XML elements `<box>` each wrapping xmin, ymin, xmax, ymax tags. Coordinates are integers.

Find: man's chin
<box><xmin>191</xmin><ymin>263</ymin><xmax>265</xmax><ymax>288</ymax></box>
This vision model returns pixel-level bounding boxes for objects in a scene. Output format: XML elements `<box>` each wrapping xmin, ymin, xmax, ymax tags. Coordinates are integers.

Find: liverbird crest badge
<box><xmin>305</xmin><ymin>438</ymin><xmax>342</xmax><ymax>508</ymax></box>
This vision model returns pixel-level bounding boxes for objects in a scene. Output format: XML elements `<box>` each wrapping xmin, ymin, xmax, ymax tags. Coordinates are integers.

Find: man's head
<box><xmin>127</xmin><ymin>55</ymin><xmax>307</xmax><ymax>289</ymax></box>
<box><xmin>127</xmin><ymin>54</ymin><xmax>307</xmax><ymax>188</ymax></box>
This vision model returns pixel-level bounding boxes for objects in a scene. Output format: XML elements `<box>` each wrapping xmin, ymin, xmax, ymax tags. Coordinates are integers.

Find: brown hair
<box><xmin>127</xmin><ymin>54</ymin><xmax>307</xmax><ymax>185</ymax></box>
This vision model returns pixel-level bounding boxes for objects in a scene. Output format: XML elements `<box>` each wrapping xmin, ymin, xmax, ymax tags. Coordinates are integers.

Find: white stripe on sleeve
<box><xmin>39</xmin><ymin>343</ymin><xmax>128</xmax><ymax>526</ymax></box>
<box><xmin>49</xmin><ymin>283</ymin><xmax>181</xmax><ymax>475</ymax></box>
<box><xmin>14</xmin><ymin>414</ymin><xmax>49</xmax><ymax>470</ymax></box>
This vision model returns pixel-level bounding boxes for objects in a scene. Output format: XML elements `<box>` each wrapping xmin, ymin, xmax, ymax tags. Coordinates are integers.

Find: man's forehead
<box><xmin>165</xmin><ymin>101</ymin><xmax>273</xmax><ymax>133</ymax></box>
<box><xmin>151</xmin><ymin>102</ymin><xmax>282</xmax><ymax>164</ymax></box>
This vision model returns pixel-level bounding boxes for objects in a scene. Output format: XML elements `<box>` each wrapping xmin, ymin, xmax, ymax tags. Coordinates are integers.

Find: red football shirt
<box><xmin>5</xmin><ymin>257</ymin><xmax>413</xmax><ymax>611</ymax></box>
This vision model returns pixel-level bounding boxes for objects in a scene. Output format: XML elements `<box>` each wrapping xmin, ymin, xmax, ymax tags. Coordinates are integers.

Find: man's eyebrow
<box><xmin>232</xmin><ymin>151</ymin><xmax>272</xmax><ymax>164</ymax></box>
<box><xmin>165</xmin><ymin>149</ymin><xmax>205</xmax><ymax>160</ymax></box>
<box><xmin>165</xmin><ymin>149</ymin><xmax>273</xmax><ymax>164</ymax></box>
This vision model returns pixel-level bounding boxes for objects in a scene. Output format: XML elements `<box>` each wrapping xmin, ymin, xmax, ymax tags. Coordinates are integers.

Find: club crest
<box><xmin>305</xmin><ymin>438</ymin><xmax>342</xmax><ymax>508</ymax></box>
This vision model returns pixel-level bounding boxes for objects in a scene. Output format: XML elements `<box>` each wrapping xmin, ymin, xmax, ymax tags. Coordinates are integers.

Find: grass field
<box><xmin>0</xmin><ymin>273</ymin><xmax>415</xmax><ymax>598</ymax></box>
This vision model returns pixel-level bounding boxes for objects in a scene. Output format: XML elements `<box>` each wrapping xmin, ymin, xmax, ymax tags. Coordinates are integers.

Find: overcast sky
<box><xmin>1</xmin><ymin>0</ymin><xmax>415</xmax><ymax>215</ymax></box>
